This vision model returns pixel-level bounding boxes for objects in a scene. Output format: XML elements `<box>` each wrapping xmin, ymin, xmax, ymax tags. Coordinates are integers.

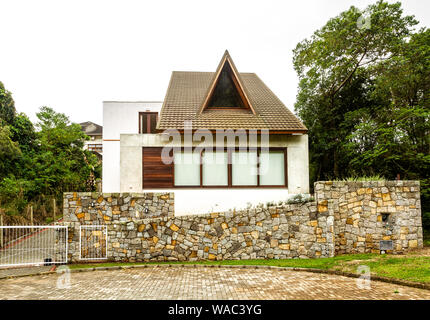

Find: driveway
<box><xmin>0</xmin><ymin>266</ymin><xmax>429</xmax><ymax>300</ymax></box>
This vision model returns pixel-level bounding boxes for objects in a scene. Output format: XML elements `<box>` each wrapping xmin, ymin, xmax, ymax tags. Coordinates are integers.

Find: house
<box><xmin>103</xmin><ymin>51</ymin><xmax>309</xmax><ymax>215</ymax></box>
<box><xmin>80</xmin><ymin>121</ymin><xmax>103</xmax><ymax>156</ymax></box>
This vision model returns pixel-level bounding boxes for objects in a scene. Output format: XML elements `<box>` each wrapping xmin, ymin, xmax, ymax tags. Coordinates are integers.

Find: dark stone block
<box><xmin>162</xmin><ymin>249</ymin><xmax>172</xmax><ymax>256</ymax></box>
<box><xmin>147</xmin><ymin>228</ymin><xmax>156</xmax><ymax>237</ymax></box>
<box><xmin>207</xmin><ymin>229</ymin><xmax>217</xmax><ymax>237</ymax></box>
<box><xmin>289</xmin><ymin>225</ymin><xmax>299</xmax><ymax>232</ymax></box>
<box><xmin>175</xmin><ymin>246</ymin><xmax>185</xmax><ymax>255</ymax></box>
<box><xmin>228</xmin><ymin>242</ymin><xmax>242</xmax><ymax>254</ymax></box>
<box><xmin>215</xmin><ymin>226</ymin><xmax>224</xmax><ymax>237</ymax></box>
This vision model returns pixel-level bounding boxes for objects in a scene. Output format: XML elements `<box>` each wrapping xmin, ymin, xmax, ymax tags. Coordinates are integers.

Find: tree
<box><xmin>293</xmin><ymin>0</ymin><xmax>418</xmax><ymax>178</ymax></box>
<box><xmin>346</xmin><ymin>29</ymin><xmax>429</xmax><ymax>177</ymax></box>
<box><xmin>32</xmin><ymin>106</ymin><xmax>100</xmax><ymax>196</ymax></box>
<box><xmin>9</xmin><ymin>113</ymin><xmax>37</xmax><ymax>152</ymax></box>
<box><xmin>292</xmin><ymin>1</ymin><xmax>430</xmax><ymax>233</ymax></box>
<box><xmin>0</xmin><ymin>81</ymin><xmax>16</xmax><ymax>125</ymax></box>
<box><xmin>0</xmin><ymin>96</ymin><xmax>102</xmax><ymax>216</ymax></box>
<box><xmin>0</xmin><ymin>124</ymin><xmax>21</xmax><ymax>178</ymax></box>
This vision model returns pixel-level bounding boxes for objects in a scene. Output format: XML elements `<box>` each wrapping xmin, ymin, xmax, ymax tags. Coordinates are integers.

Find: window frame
<box><xmin>138</xmin><ymin>112</ymin><xmax>158</xmax><ymax>134</ymax></box>
<box><xmin>201</xmin><ymin>149</ymin><xmax>229</xmax><ymax>187</ymax></box>
<box><xmin>258</xmin><ymin>149</ymin><xmax>288</xmax><ymax>187</ymax></box>
<box><xmin>87</xmin><ymin>143</ymin><xmax>103</xmax><ymax>153</ymax></box>
<box><xmin>173</xmin><ymin>148</ymin><xmax>202</xmax><ymax>187</ymax></box>
<box><xmin>170</xmin><ymin>147</ymin><xmax>288</xmax><ymax>189</ymax></box>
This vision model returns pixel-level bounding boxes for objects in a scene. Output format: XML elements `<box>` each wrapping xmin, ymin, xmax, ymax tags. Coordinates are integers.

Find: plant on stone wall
<box><xmin>334</xmin><ymin>175</ymin><xmax>385</xmax><ymax>182</ymax></box>
<box><xmin>286</xmin><ymin>194</ymin><xmax>315</xmax><ymax>205</ymax></box>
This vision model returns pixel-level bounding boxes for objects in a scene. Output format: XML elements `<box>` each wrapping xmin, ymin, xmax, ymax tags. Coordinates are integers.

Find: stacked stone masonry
<box><xmin>315</xmin><ymin>180</ymin><xmax>423</xmax><ymax>254</ymax></box>
<box><xmin>62</xmin><ymin>181</ymin><xmax>423</xmax><ymax>263</ymax></box>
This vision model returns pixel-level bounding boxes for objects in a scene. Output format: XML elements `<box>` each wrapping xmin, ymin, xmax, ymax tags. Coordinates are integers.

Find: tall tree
<box><xmin>31</xmin><ymin>106</ymin><xmax>99</xmax><ymax>196</ymax></box>
<box><xmin>292</xmin><ymin>1</ymin><xmax>429</xmax><ymax>232</ymax></box>
<box><xmin>0</xmin><ymin>100</ymin><xmax>101</xmax><ymax>215</ymax></box>
<box><xmin>346</xmin><ymin>28</ymin><xmax>430</xmax><ymax>228</ymax></box>
<box><xmin>293</xmin><ymin>0</ymin><xmax>418</xmax><ymax>179</ymax></box>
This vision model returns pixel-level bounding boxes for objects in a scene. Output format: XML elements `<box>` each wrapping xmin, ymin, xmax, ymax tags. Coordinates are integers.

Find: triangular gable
<box><xmin>199</xmin><ymin>50</ymin><xmax>256</xmax><ymax>114</ymax></box>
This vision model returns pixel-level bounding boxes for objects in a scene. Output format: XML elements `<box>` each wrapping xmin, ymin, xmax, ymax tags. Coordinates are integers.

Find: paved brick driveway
<box><xmin>0</xmin><ymin>266</ymin><xmax>429</xmax><ymax>300</ymax></box>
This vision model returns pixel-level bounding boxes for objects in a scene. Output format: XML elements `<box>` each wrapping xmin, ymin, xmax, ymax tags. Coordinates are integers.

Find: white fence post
<box><xmin>30</xmin><ymin>205</ymin><xmax>34</xmax><ymax>230</ymax></box>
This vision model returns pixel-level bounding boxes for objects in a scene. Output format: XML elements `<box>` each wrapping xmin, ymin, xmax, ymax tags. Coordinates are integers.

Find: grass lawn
<box><xmin>69</xmin><ymin>249</ymin><xmax>430</xmax><ymax>284</ymax></box>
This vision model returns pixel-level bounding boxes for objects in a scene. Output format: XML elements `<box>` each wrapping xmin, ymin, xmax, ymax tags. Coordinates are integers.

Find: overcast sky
<box><xmin>1</xmin><ymin>0</ymin><xmax>429</xmax><ymax>125</ymax></box>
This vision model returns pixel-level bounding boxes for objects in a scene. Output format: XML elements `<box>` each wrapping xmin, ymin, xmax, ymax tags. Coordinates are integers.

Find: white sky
<box><xmin>1</xmin><ymin>0</ymin><xmax>429</xmax><ymax>125</ymax></box>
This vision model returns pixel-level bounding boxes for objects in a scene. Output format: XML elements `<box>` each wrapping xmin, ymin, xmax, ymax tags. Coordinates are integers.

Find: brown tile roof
<box><xmin>80</xmin><ymin>121</ymin><xmax>103</xmax><ymax>135</ymax></box>
<box><xmin>157</xmin><ymin>55</ymin><xmax>307</xmax><ymax>132</ymax></box>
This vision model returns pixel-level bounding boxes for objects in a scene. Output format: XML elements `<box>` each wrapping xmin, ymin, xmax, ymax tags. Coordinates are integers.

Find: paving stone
<box><xmin>0</xmin><ymin>266</ymin><xmax>429</xmax><ymax>300</ymax></box>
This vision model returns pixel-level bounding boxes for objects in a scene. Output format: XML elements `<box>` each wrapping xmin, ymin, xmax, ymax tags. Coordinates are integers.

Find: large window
<box><xmin>172</xmin><ymin>148</ymin><xmax>287</xmax><ymax>188</ymax></box>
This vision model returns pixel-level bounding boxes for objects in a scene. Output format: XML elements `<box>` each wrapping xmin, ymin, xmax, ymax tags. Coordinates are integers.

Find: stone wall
<box><xmin>107</xmin><ymin>203</ymin><xmax>334</xmax><ymax>262</ymax></box>
<box><xmin>315</xmin><ymin>180</ymin><xmax>423</xmax><ymax>254</ymax></box>
<box><xmin>63</xmin><ymin>192</ymin><xmax>174</xmax><ymax>223</ymax></box>
<box><xmin>62</xmin><ymin>181</ymin><xmax>423</xmax><ymax>263</ymax></box>
<box><xmin>63</xmin><ymin>192</ymin><xmax>174</xmax><ymax>262</ymax></box>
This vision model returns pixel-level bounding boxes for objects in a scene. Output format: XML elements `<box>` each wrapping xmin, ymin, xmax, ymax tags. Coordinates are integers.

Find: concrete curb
<box><xmin>0</xmin><ymin>270</ymin><xmax>57</xmax><ymax>280</ymax></box>
<box><xmin>0</xmin><ymin>264</ymin><xmax>429</xmax><ymax>291</ymax></box>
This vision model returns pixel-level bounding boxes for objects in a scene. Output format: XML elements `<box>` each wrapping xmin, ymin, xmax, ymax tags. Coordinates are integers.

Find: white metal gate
<box><xmin>0</xmin><ymin>226</ymin><xmax>68</xmax><ymax>268</ymax></box>
<box><xmin>79</xmin><ymin>225</ymin><xmax>108</xmax><ymax>260</ymax></box>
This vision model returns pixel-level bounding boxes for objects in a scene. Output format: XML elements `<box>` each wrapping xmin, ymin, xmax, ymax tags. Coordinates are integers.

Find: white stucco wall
<box><xmin>102</xmin><ymin>101</ymin><xmax>163</xmax><ymax>192</ymax></box>
<box><xmin>119</xmin><ymin>133</ymin><xmax>309</xmax><ymax>215</ymax></box>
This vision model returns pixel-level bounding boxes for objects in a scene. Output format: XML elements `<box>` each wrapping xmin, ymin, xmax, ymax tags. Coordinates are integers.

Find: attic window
<box><xmin>207</xmin><ymin>63</ymin><xmax>247</xmax><ymax>109</ymax></box>
<box><xmin>200</xmin><ymin>50</ymin><xmax>255</xmax><ymax>114</ymax></box>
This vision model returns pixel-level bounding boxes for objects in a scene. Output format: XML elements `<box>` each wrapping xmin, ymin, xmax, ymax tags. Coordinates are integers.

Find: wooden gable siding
<box><xmin>142</xmin><ymin>147</ymin><xmax>173</xmax><ymax>188</ymax></box>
